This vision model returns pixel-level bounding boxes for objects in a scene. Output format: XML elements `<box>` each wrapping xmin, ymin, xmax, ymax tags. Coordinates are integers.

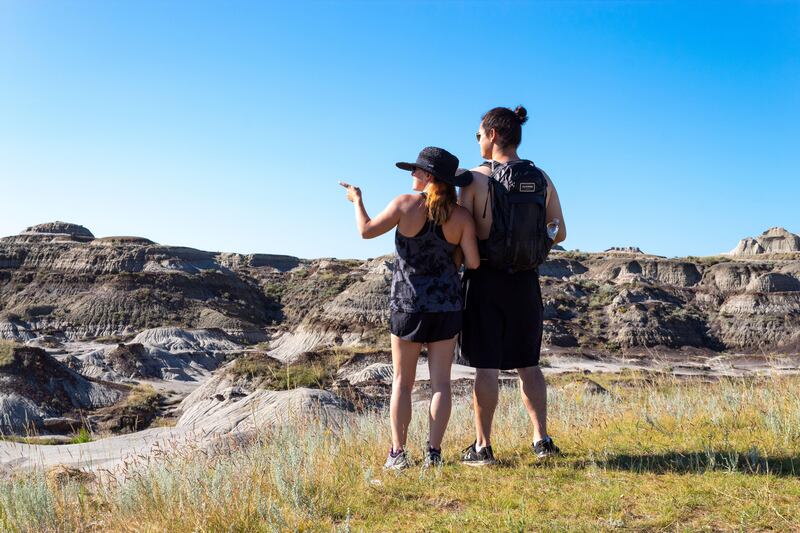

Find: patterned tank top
<box><xmin>390</xmin><ymin>216</ymin><xmax>462</xmax><ymax>313</ymax></box>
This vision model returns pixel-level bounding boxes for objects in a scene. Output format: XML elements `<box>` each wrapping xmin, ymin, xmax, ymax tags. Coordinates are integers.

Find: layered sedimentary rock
<box><xmin>0</xmin><ymin>225</ymin><xmax>294</xmax><ymax>342</ymax></box>
<box><xmin>176</xmin><ymin>359</ymin><xmax>353</xmax><ymax>433</ymax></box>
<box><xmin>2</xmin><ymin>222</ymin><xmax>800</xmax><ymax>365</ymax></box>
<box><xmin>729</xmin><ymin>227</ymin><xmax>800</xmax><ymax>256</ymax></box>
<box><xmin>61</xmin><ymin>327</ymin><xmax>243</xmax><ymax>382</ymax></box>
<box><xmin>0</xmin><ymin>342</ymin><xmax>122</xmax><ymax>434</ymax></box>
<box><xmin>7</xmin><ymin>222</ymin><xmax>96</xmax><ymax>244</ymax></box>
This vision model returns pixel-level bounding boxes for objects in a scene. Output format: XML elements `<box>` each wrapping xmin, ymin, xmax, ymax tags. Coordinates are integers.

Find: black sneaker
<box><xmin>533</xmin><ymin>436</ymin><xmax>560</xmax><ymax>459</ymax></box>
<box><xmin>423</xmin><ymin>446</ymin><xmax>443</xmax><ymax>468</ymax></box>
<box><xmin>461</xmin><ymin>442</ymin><xmax>496</xmax><ymax>467</ymax></box>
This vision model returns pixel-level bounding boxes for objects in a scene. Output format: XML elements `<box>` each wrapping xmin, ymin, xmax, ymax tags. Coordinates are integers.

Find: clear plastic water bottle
<box><xmin>547</xmin><ymin>218</ymin><xmax>560</xmax><ymax>241</ymax></box>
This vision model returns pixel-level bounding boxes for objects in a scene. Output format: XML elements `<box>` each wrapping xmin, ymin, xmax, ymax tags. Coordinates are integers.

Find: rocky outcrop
<box><xmin>11</xmin><ymin>222</ymin><xmax>95</xmax><ymax>244</ymax></box>
<box><xmin>177</xmin><ymin>361</ymin><xmax>353</xmax><ymax>433</ymax></box>
<box><xmin>729</xmin><ymin>227</ymin><xmax>800</xmax><ymax>256</ymax></box>
<box><xmin>62</xmin><ymin>328</ymin><xmax>242</xmax><ymax>382</ymax></box>
<box><xmin>265</xmin><ymin>258</ymin><xmax>391</xmax><ymax>362</ymax></box>
<box><xmin>0</xmin><ymin>231</ymin><xmax>281</xmax><ymax>341</ymax></box>
<box><xmin>92</xmin><ymin>236</ymin><xmax>155</xmax><ymax>246</ymax></box>
<box><xmin>538</xmin><ymin>258</ymin><xmax>588</xmax><ymax>278</ymax></box>
<box><xmin>342</xmin><ymin>362</ymin><xmax>394</xmax><ymax>385</ymax></box>
<box><xmin>604</xmin><ymin>246</ymin><xmax>644</xmax><ymax>254</ymax></box>
<box><xmin>582</xmin><ymin>258</ymin><xmax>702</xmax><ymax>287</ymax></box>
<box><xmin>0</xmin><ymin>343</ymin><xmax>122</xmax><ymax>434</ymax></box>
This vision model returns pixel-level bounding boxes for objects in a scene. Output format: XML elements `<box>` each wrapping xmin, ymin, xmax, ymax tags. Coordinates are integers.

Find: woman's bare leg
<box><xmin>390</xmin><ymin>334</ymin><xmax>421</xmax><ymax>451</ymax></box>
<box><xmin>426</xmin><ymin>336</ymin><xmax>456</xmax><ymax>449</ymax></box>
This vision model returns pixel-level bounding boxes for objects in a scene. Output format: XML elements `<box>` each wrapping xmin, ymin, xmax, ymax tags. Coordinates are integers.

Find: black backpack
<box><xmin>480</xmin><ymin>160</ymin><xmax>551</xmax><ymax>272</ymax></box>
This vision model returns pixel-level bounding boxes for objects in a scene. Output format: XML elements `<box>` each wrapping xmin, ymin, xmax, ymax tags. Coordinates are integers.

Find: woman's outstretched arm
<box><xmin>339</xmin><ymin>181</ymin><xmax>402</xmax><ymax>239</ymax></box>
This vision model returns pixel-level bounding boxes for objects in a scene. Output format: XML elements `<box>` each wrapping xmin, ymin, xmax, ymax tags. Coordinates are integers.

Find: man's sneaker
<box><xmin>423</xmin><ymin>446</ymin><xmax>443</xmax><ymax>468</ymax></box>
<box><xmin>461</xmin><ymin>442</ymin><xmax>496</xmax><ymax>467</ymax></box>
<box><xmin>533</xmin><ymin>437</ymin><xmax>561</xmax><ymax>459</ymax></box>
<box><xmin>383</xmin><ymin>448</ymin><xmax>411</xmax><ymax>470</ymax></box>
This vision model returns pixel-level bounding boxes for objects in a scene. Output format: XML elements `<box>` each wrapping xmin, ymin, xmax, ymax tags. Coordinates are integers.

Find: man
<box><xmin>458</xmin><ymin>105</ymin><xmax>567</xmax><ymax>465</ymax></box>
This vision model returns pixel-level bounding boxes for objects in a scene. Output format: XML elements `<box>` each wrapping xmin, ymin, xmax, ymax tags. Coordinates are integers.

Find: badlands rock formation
<box><xmin>1</xmin><ymin>222</ymin><xmax>799</xmax><ymax>473</ymax></box>
<box><xmin>177</xmin><ymin>364</ymin><xmax>353</xmax><ymax>434</ymax></box>
<box><xmin>3</xmin><ymin>222</ymin><xmax>800</xmax><ymax>364</ymax></box>
<box><xmin>604</xmin><ymin>246</ymin><xmax>646</xmax><ymax>254</ymax></box>
<box><xmin>60</xmin><ymin>327</ymin><xmax>243</xmax><ymax>382</ymax></box>
<box><xmin>1</xmin><ymin>223</ymin><xmax>799</xmax><ymax>419</ymax></box>
<box><xmin>0</xmin><ymin>342</ymin><xmax>122</xmax><ymax>434</ymax></box>
<box><xmin>0</xmin><ymin>222</ymin><xmax>300</xmax><ymax>342</ymax></box>
<box><xmin>729</xmin><ymin>227</ymin><xmax>800</xmax><ymax>256</ymax></box>
<box><xmin>11</xmin><ymin>222</ymin><xmax>95</xmax><ymax>243</ymax></box>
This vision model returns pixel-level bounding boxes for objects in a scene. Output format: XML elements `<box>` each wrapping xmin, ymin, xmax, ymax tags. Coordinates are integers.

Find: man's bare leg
<box><xmin>517</xmin><ymin>365</ymin><xmax>548</xmax><ymax>443</ymax></box>
<box><xmin>473</xmin><ymin>368</ymin><xmax>500</xmax><ymax>447</ymax></box>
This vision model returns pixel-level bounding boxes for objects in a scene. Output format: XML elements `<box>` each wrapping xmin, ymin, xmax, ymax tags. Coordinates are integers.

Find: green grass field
<box><xmin>2</xmin><ymin>372</ymin><xmax>800</xmax><ymax>531</ymax></box>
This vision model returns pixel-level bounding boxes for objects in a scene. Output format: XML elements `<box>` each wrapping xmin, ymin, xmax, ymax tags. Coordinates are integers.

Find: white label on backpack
<box><xmin>519</xmin><ymin>182</ymin><xmax>537</xmax><ymax>192</ymax></box>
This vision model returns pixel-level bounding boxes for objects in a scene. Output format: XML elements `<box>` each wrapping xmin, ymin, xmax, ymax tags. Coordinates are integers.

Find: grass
<box><xmin>685</xmin><ymin>255</ymin><xmax>730</xmax><ymax>266</ymax></box>
<box><xmin>0</xmin><ymin>436</ymin><xmax>62</xmax><ymax>446</ymax></box>
<box><xmin>2</xmin><ymin>373</ymin><xmax>800</xmax><ymax>531</ymax></box>
<box><xmin>0</xmin><ymin>340</ymin><xmax>17</xmax><ymax>367</ymax></box>
<box><xmin>68</xmin><ymin>428</ymin><xmax>92</xmax><ymax>445</ymax></box>
<box><xmin>229</xmin><ymin>348</ymin><xmax>364</xmax><ymax>390</ymax></box>
<box><xmin>587</xmin><ymin>283</ymin><xmax>618</xmax><ymax>309</ymax></box>
<box><xmin>123</xmin><ymin>385</ymin><xmax>160</xmax><ymax>410</ymax></box>
<box><xmin>229</xmin><ymin>351</ymin><xmax>332</xmax><ymax>390</ymax></box>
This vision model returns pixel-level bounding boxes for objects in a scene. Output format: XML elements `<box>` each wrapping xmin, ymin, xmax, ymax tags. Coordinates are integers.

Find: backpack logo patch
<box><xmin>519</xmin><ymin>182</ymin><xmax>537</xmax><ymax>193</ymax></box>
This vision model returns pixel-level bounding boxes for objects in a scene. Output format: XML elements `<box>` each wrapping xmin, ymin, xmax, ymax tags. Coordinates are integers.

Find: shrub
<box><xmin>69</xmin><ymin>427</ymin><xmax>92</xmax><ymax>445</ymax></box>
<box><xmin>0</xmin><ymin>340</ymin><xmax>18</xmax><ymax>367</ymax></box>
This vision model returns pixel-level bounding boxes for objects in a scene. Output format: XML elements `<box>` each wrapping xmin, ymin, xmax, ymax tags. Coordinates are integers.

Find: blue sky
<box><xmin>0</xmin><ymin>1</ymin><xmax>797</xmax><ymax>259</ymax></box>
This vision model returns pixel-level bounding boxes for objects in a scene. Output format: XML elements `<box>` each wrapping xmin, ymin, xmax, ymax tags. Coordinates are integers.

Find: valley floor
<box><xmin>2</xmin><ymin>371</ymin><xmax>800</xmax><ymax>531</ymax></box>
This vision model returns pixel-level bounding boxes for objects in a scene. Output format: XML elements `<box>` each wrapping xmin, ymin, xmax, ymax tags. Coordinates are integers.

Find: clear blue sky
<box><xmin>1</xmin><ymin>1</ymin><xmax>797</xmax><ymax>259</ymax></box>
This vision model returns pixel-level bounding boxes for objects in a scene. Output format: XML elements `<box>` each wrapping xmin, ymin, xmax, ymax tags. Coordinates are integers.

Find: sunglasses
<box><xmin>475</xmin><ymin>131</ymin><xmax>482</xmax><ymax>141</ymax></box>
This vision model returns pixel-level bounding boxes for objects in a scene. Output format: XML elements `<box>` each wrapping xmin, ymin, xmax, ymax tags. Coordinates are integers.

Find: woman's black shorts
<box><xmin>460</xmin><ymin>264</ymin><xmax>543</xmax><ymax>370</ymax></box>
<box><xmin>390</xmin><ymin>310</ymin><xmax>463</xmax><ymax>343</ymax></box>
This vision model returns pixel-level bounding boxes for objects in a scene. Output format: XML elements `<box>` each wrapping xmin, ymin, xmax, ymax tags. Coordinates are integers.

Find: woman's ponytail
<box><xmin>425</xmin><ymin>179</ymin><xmax>457</xmax><ymax>226</ymax></box>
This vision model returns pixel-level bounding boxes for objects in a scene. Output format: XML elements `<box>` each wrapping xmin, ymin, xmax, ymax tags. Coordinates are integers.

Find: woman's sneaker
<box><xmin>533</xmin><ymin>436</ymin><xmax>561</xmax><ymax>459</ymax></box>
<box><xmin>384</xmin><ymin>448</ymin><xmax>411</xmax><ymax>470</ymax></box>
<box><xmin>423</xmin><ymin>446</ymin><xmax>443</xmax><ymax>468</ymax></box>
<box><xmin>461</xmin><ymin>442</ymin><xmax>497</xmax><ymax>466</ymax></box>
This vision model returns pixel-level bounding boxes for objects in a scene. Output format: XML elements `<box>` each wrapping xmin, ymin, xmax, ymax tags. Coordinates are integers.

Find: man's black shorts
<box><xmin>461</xmin><ymin>264</ymin><xmax>543</xmax><ymax>370</ymax></box>
<box><xmin>390</xmin><ymin>310</ymin><xmax>463</xmax><ymax>343</ymax></box>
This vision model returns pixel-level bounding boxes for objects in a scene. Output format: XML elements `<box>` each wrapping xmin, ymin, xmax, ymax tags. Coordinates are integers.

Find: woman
<box><xmin>340</xmin><ymin>146</ymin><xmax>480</xmax><ymax>469</ymax></box>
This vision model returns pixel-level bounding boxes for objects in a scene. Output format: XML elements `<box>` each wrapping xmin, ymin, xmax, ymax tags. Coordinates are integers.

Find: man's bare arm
<box><xmin>458</xmin><ymin>183</ymin><xmax>475</xmax><ymax>214</ymax></box>
<box><xmin>542</xmin><ymin>172</ymin><xmax>567</xmax><ymax>244</ymax></box>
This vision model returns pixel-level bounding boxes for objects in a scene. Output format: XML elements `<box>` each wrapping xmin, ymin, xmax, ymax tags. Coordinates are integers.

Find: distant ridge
<box><xmin>15</xmin><ymin>221</ymin><xmax>95</xmax><ymax>243</ymax></box>
<box><xmin>605</xmin><ymin>246</ymin><xmax>644</xmax><ymax>255</ymax></box>
<box><xmin>728</xmin><ymin>227</ymin><xmax>800</xmax><ymax>256</ymax></box>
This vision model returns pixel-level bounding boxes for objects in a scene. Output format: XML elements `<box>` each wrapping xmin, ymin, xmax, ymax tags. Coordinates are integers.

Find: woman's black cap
<box><xmin>396</xmin><ymin>146</ymin><xmax>473</xmax><ymax>187</ymax></box>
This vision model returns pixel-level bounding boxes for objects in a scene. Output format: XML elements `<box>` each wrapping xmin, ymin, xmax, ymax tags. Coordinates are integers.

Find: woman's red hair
<box><xmin>425</xmin><ymin>178</ymin><xmax>457</xmax><ymax>226</ymax></box>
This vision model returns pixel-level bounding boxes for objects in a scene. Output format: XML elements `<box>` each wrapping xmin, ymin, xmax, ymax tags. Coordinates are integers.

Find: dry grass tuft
<box><xmin>0</xmin><ymin>340</ymin><xmax>18</xmax><ymax>368</ymax></box>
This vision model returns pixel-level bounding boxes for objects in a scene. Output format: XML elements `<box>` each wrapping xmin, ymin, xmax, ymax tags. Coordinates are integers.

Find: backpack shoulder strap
<box><xmin>481</xmin><ymin>161</ymin><xmax>499</xmax><ymax>219</ymax></box>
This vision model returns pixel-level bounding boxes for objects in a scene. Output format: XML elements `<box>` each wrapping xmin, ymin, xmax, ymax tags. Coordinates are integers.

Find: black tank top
<box><xmin>390</xmin><ymin>217</ymin><xmax>462</xmax><ymax>313</ymax></box>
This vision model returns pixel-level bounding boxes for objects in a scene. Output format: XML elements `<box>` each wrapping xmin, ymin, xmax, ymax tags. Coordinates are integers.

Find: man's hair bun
<box><xmin>514</xmin><ymin>106</ymin><xmax>528</xmax><ymax>125</ymax></box>
<box><xmin>481</xmin><ymin>105</ymin><xmax>528</xmax><ymax>148</ymax></box>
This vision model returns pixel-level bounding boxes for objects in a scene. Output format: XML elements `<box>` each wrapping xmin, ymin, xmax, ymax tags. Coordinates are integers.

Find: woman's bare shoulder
<box><xmin>393</xmin><ymin>193</ymin><xmax>423</xmax><ymax>208</ymax></box>
<box><xmin>390</xmin><ymin>194</ymin><xmax>421</xmax><ymax>213</ymax></box>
